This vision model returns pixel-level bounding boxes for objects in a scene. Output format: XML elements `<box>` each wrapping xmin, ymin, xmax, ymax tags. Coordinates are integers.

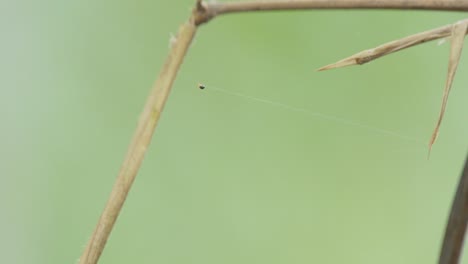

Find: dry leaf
<box><xmin>318</xmin><ymin>19</ymin><xmax>468</xmax><ymax>71</ymax></box>
<box><xmin>428</xmin><ymin>20</ymin><xmax>468</xmax><ymax>156</ymax></box>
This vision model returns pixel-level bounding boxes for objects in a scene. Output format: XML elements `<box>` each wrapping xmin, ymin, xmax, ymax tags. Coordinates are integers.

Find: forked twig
<box><xmin>318</xmin><ymin>19</ymin><xmax>468</xmax><ymax>155</ymax></box>
<box><xmin>78</xmin><ymin>1</ymin><xmax>468</xmax><ymax>263</ymax></box>
<box><xmin>318</xmin><ymin>18</ymin><xmax>468</xmax><ymax>262</ymax></box>
<box><xmin>429</xmin><ymin>21</ymin><xmax>468</xmax><ymax>156</ymax></box>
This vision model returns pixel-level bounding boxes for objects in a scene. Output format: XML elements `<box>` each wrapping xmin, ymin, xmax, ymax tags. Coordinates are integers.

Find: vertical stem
<box><xmin>439</xmin><ymin>155</ymin><xmax>468</xmax><ymax>264</ymax></box>
<box><xmin>78</xmin><ymin>21</ymin><xmax>198</xmax><ymax>264</ymax></box>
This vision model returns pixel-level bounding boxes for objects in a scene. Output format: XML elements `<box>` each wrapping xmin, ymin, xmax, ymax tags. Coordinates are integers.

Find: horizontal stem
<box><xmin>209</xmin><ymin>0</ymin><xmax>468</xmax><ymax>16</ymax></box>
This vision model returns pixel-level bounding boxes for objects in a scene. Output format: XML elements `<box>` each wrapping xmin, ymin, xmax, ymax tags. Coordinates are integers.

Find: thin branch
<box><xmin>77</xmin><ymin>13</ymin><xmax>199</xmax><ymax>264</ymax></box>
<box><xmin>318</xmin><ymin>19</ymin><xmax>468</xmax><ymax>71</ymax></box>
<box><xmin>439</xmin><ymin>154</ymin><xmax>468</xmax><ymax>264</ymax></box>
<box><xmin>196</xmin><ymin>0</ymin><xmax>468</xmax><ymax>24</ymax></box>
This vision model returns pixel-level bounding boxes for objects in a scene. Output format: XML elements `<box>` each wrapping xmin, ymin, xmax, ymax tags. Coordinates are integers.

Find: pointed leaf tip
<box><xmin>318</xmin><ymin>58</ymin><xmax>359</xmax><ymax>71</ymax></box>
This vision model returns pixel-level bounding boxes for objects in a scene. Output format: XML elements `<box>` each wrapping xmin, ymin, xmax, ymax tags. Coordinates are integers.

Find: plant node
<box><xmin>192</xmin><ymin>1</ymin><xmax>217</xmax><ymax>26</ymax></box>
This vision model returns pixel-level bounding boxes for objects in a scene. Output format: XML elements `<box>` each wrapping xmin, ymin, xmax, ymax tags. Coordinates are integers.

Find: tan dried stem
<box><xmin>78</xmin><ymin>16</ymin><xmax>198</xmax><ymax>264</ymax></box>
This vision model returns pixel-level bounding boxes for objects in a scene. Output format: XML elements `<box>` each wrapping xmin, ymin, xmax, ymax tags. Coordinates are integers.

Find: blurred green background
<box><xmin>1</xmin><ymin>1</ymin><xmax>468</xmax><ymax>263</ymax></box>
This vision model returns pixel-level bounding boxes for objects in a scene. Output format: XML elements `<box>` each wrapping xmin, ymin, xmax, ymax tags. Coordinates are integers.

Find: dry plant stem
<box><xmin>439</xmin><ymin>155</ymin><xmax>468</xmax><ymax>264</ymax></box>
<box><xmin>196</xmin><ymin>0</ymin><xmax>468</xmax><ymax>24</ymax></box>
<box><xmin>78</xmin><ymin>21</ymin><xmax>197</xmax><ymax>264</ymax></box>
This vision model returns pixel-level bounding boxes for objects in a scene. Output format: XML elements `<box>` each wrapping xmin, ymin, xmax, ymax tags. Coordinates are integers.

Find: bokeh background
<box><xmin>1</xmin><ymin>1</ymin><xmax>468</xmax><ymax>263</ymax></box>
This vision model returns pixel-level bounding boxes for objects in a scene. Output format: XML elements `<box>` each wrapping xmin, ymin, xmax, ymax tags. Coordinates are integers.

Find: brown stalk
<box><xmin>209</xmin><ymin>0</ymin><xmax>468</xmax><ymax>15</ymax></box>
<box><xmin>79</xmin><ymin>1</ymin><xmax>468</xmax><ymax>264</ymax></box>
<box><xmin>439</xmin><ymin>154</ymin><xmax>468</xmax><ymax>264</ymax></box>
<box><xmin>197</xmin><ymin>0</ymin><xmax>468</xmax><ymax>25</ymax></box>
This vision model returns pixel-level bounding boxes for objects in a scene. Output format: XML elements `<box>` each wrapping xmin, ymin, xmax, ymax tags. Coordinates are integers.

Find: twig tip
<box><xmin>318</xmin><ymin>58</ymin><xmax>357</xmax><ymax>71</ymax></box>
